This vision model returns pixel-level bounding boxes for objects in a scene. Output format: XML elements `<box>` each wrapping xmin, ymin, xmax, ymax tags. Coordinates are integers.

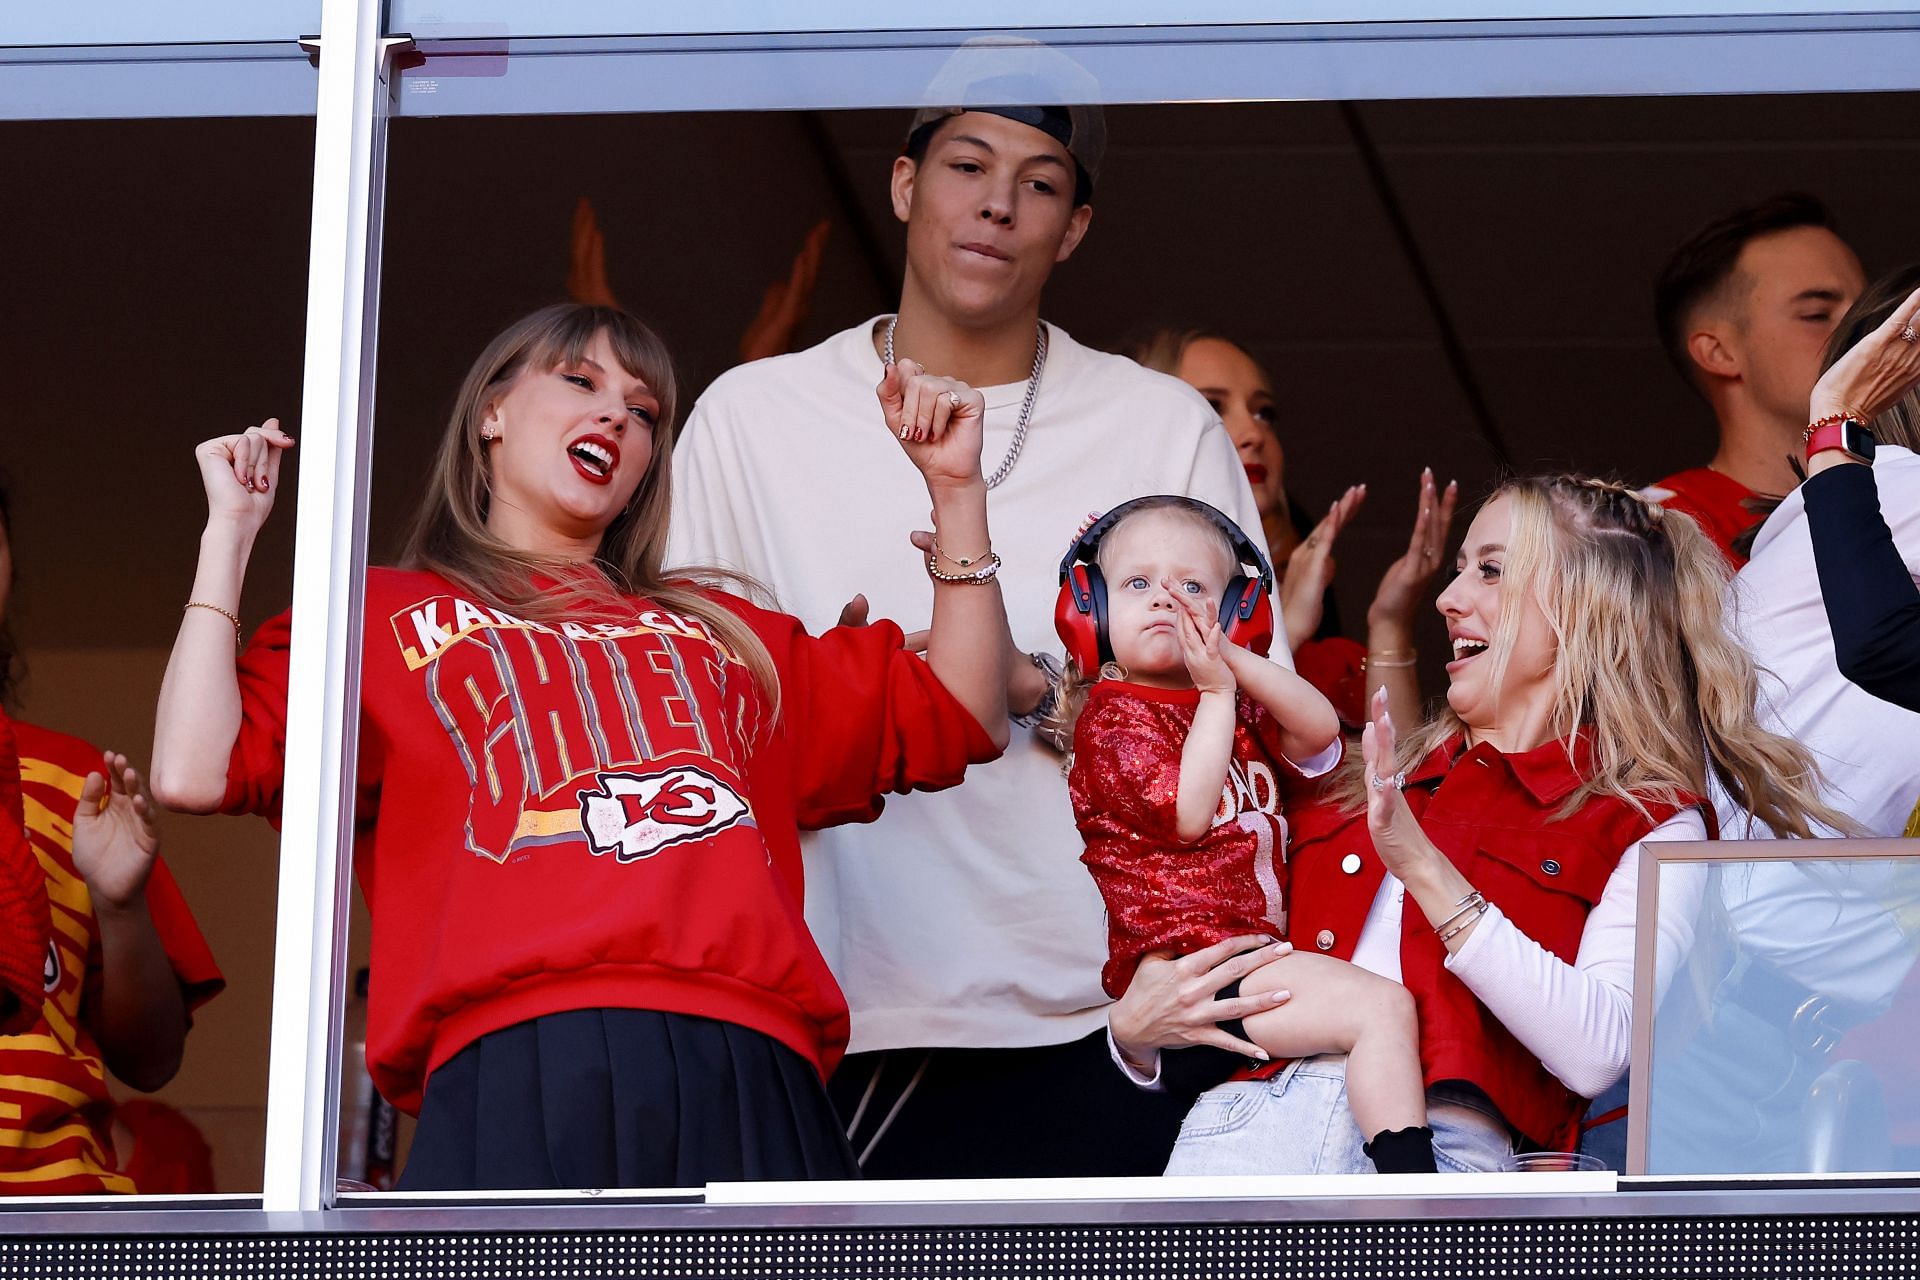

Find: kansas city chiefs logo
<box><xmin>578</xmin><ymin>766</ymin><xmax>751</xmax><ymax>863</ymax></box>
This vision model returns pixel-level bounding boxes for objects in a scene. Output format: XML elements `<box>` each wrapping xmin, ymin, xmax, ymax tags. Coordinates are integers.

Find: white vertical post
<box><xmin>260</xmin><ymin>0</ymin><xmax>392</xmax><ymax>1213</ymax></box>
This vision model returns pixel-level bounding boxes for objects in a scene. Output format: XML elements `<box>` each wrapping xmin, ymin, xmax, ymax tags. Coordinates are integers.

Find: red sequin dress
<box><xmin>1069</xmin><ymin>680</ymin><xmax>1330</xmax><ymax>1000</ymax></box>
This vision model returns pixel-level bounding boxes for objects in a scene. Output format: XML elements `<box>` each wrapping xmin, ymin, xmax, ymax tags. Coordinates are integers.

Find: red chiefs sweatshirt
<box><xmin>223</xmin><ymin>568</ymin><xmax>997</xmax><ymax>1114</ymax></box>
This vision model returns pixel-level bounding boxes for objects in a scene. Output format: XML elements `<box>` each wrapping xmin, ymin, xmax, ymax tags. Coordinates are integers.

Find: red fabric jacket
<box><xmin>1646</xmin><ymin>467</ymin><xmax>1760</xmax><ymax>568</ymax></box>
<box><xmin>1266</xmin><ymin>734</ymin><xmax>1684</xmax><ymax>1149</ymax></box>
<box><xmin>223</xmin><ymin>568</ymin><xmax>998</xmax><ymax>1113</ymax></box>
<box><xmin>1292</xmin><ymin>637</ymin><xmax>1367</xmax><ymax>730</ymax></box>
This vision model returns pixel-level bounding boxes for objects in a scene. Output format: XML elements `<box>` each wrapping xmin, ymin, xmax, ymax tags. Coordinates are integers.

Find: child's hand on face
<box><xmin>1170</xmin><ymin>582</ymin><xmax>1235</xmax><ymax>697</ymax></box>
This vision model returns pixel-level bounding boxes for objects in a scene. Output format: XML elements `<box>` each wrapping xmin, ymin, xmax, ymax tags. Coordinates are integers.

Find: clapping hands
<box><xmin>1170</xmin><ymin>583</ymin><xmax>1238</xmax><ymax>696</ymax></box>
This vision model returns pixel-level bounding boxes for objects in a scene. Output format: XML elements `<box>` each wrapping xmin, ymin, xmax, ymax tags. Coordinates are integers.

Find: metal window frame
<box><xmin>256</xmin><ymin>0</ymin><xmax>395</xmax><ymax>1214</ymax></box>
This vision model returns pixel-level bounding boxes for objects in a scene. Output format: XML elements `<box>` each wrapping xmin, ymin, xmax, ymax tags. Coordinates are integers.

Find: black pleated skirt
<box><xmin>396</xmin><ymin>1008</ymin><xmax>861</xmax><ymax>1190</ymax></box>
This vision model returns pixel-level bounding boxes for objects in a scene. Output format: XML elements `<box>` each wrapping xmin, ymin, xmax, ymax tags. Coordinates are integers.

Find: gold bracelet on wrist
<box><xmin>184</xmin><ymin>600</ymin><xmax>243</xmax><ymax>650</ymax></box>
<box><xmin>1368</xmin><ymin>647</ymin><xmax>1417</xmax><ymax>660</ymax></box>
<box><xmin>931</xmin><ymin>535</ymin><xmax>993</xmax><ymax>570</ymax></box>
<box><xmin>924</xmin><ymin>549</ymin><xmax>1002</xmax><ymax>585</ymax></box>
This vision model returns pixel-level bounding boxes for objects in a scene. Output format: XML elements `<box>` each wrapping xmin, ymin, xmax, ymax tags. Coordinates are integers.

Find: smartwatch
<box><xmin>1804</xmin><ymin>415</ymin><xmax>1877</xmax><ymax>465</ymax></box>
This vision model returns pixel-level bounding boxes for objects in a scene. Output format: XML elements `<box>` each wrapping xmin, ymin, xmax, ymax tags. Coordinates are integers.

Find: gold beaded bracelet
<box><xmin>924</xmin><ymin>549</ymin><xmax>1002</xmax><ymax>585</ymax></box>
<box><xmin>185</xmin><ymin>600</ymin><xmax>244</xmax><ymax>650</ymax></box>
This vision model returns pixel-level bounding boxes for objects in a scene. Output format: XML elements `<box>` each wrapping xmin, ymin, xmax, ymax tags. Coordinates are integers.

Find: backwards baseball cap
<box><xmin>903</xmin><ymin>38</ymin><xmax>1106</xmax><ymax>203</ymax></box>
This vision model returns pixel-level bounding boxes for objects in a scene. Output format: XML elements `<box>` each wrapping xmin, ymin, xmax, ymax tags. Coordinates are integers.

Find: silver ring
<box><xmin>946</xmin><ymin>391</ymin><xmax>962</xmax><ymax>407</ymax></box>
<box><xmin>1901</xmin><ymin>320</ymin><xmax>1918</xmax><ymax>344</ymax></box>
<box><xmin>1369</xmin><ymin>771</ymin><xmax>1407</xmax><ymax>792</ymax></box>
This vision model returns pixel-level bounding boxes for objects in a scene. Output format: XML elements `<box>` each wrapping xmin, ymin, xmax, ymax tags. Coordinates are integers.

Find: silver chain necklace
<box><xmin>884</xmin><ymin>315</ymin><xmax>1048</xmax><ymax>491</ymax></box>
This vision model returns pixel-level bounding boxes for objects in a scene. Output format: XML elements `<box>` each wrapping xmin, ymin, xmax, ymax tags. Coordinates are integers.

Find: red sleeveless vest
<box><xmin>1270</xmin><ymin>733</ymin><xmax>1687</xmax><ymax>1150</ymax></box>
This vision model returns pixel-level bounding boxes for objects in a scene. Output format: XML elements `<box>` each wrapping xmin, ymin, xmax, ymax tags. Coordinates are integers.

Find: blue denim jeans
<box><xmin>1163</xmin><ymin>1054</ymin><xmax>1515</xmax><ymax>1175</ymax></box>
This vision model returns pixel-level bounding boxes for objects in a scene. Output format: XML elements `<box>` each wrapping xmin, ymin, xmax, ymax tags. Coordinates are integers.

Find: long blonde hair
<box><xmin>399</xmin><ymin>303</ymin><xmax>780</xmax><ymax>716</ymax></box>
<box><xmin>1339</xmin><ymin>475</ymin><xmax>1853</xmax><ymax>836</ymax></box>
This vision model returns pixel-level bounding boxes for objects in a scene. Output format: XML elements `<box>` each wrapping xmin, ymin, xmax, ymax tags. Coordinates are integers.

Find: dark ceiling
<box><xmin>5</xmin><ymin>92</ymin><xmax>1919</xmax><ymax>661</ymax></box>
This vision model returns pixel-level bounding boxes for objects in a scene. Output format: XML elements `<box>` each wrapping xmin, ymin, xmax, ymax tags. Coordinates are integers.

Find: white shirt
<box><xmin>1710</xmin><ymin>447</ymin><xmax>1920</xmax><ymax>1006</ymax></box>
<box><xmin>668</xmin><ymin>318</ymin><xmax>1265</xmax><ymax>1052</ymax></box>
<box><xmin>1723</xmin><ymin>445</ymin><xmax>1920</xmax><ymax>840</ymax></box>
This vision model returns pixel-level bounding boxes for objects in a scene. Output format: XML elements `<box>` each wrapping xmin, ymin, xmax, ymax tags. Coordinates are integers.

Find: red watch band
<box><xmin>1804</xmin><ymin>416</ymin><xmax>1875</xmax><ymax>464</ymax></box>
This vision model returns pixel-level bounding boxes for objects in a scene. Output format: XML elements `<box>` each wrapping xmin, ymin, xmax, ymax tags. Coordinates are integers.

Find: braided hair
<box><xmin>1338</xmin><ymin>474</ymin><xmax>1854</xmax><ymax>836</ymax></box>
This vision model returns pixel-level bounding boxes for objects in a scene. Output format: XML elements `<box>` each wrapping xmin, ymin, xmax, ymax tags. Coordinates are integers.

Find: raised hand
<box><xmin>740</xmin><ymin>219</ymin><xmax>831</xmax><ymax>364</ymax></box>
<box><xmin>566</xmin><ymin>197</ymin><xmax>621</xmax><ymax>309</ymax></box>
<box><xmin>196</xmin><ymin>420</ymin><xmax>294</xmax><ymax>538</ymax></box>
<box><xmin>1280</xmin><ymin>484</ymin><xmax>1366</xmax><ymax>651</ymax></box>
<box><xmin>1171</xmin><ymin>583</ymin><xmax>1236</xmax><ymax>696</ymax></box>
<box><xmin>1810</xmin><ymin>283</ymin><xmax>1920</xmax><ymax>423</ymax></box>
<box><xmin>1358</xmin><ymin>688</ymin><xmax>1431</xmax><ymax>881</ymax></box>
<box><xmin>72</xmin><ymin>753</ymin><xmax>160</xmax><ymax>913</ymax></box>
<box><xmin>1368</xmin><ymin>468</ymin><xmax>1460</xmax><ymax>635</ymax></box>
<box><xmin>876</xmin><ymin>358</ymin><xmax>985</xmax><ymax>490</ymax></box>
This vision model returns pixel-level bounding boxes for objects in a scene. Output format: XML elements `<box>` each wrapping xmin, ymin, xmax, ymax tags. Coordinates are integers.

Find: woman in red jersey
<box><xmin>0</xmin><ymin>491</ymin><xmax>222</xmax><ymax>1196</ymax></box>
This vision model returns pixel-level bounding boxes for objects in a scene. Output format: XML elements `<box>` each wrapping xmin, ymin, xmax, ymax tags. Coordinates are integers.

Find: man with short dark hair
<box><xmin>1647</xmin><ymin>193</ymin><xmax>1866</xmax><ymax>564</ymax></box>
<box><xmin>668</xmin><ymin>53</ymin><xmax>1264</xmax><ymax>1177</ymax></box>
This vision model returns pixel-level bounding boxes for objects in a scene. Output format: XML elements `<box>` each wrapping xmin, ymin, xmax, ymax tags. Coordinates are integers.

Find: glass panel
<box><xmin>385</xmin><ymin>2</ymin><xmax>1920</xmax><ymax>41</ymax></box>
<box><xmin>354</xmin><ymin>20</ymin><xmax>1920</xmax><ymax>1195</ymax></box>
<box><xmin>0</xmin><ymin>3</ymin><xmax>321</xmax><ymax>47</ymax></box>
<box><xmin>1644</xmin><ymin>850</ymin><xmax>1920</xmax><ymax>1176</ymax></box>
<box><xmin>0</xmin><ymin>111</ymin><xmax>314</xmax><ymax>1201</ymax></box>
<box><xmin>0</xmin><ymin>43</ymin><xmax>317</xmax><ymax>121</ymax></box>
<box><xmin>387</xmin><ymin>22</ymin><xmax>1920</xmax><ymax>119</ymax></box>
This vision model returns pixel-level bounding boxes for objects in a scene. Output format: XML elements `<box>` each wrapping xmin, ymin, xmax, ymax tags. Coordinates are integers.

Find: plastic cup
<box><xmin>1500</xmin><ymin>1151</ymin><xmax>1608</xmax><ymax>1173</ymax></box>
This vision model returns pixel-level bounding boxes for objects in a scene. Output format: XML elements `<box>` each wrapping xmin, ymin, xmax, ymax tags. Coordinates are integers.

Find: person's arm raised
<box><xmin>877</xmin><ymin>361</ymin><xmax>1012</xmax><ymax>750</ymax></box>
<box><xmin>74</xmin><ymin>754</ymin><xmax>187</xmax><ymax>1092</ymax></box>
<box><xmin>1365</xmin><ymin>468</ymin><xmax>1458</xmax><ymax>730</ymax></box>
<box><xmin>1169</xmin><ymin>593</ymin><xmax>1240</xmax><ymax>842</ymax></box>
<box><xmin>1193</xmin><ymin>589</ymin><xmax>1339</xmax><ymax>765</ymax></box>
<box><xmin>151</xmin><ymin>420</ymin><xmax>294</xmax><ymax>813</ymax></box>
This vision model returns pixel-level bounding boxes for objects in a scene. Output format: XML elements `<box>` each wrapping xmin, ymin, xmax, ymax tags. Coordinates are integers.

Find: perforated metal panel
<box><xmin>3</xmin><ymin>1217</ymin><xmax>1916</xmax><ymax>1279</ymax></box>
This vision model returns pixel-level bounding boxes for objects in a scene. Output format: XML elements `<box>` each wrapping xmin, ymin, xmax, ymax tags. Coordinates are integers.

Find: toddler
<box><xmin>1060</xmin><ymin>496</ymin><xmax>1435</xmax><ymax>1174</ymax></box>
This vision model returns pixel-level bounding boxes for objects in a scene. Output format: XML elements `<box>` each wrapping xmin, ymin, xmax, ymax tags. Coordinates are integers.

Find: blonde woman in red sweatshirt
<box><xmin>153</xmin><ymin>304</ymin><xmax>1012</xmax><ymax>1190</ymax></box>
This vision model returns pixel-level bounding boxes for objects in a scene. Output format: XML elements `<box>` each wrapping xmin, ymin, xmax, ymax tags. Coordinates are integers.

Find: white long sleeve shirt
<box><xmin>1708</xmin><ymin>446</ymin><xmax>1920</xmax><ymax>1009</ymax></box>
<box><xmin>668</xmin><ymin>318</ymin><xmax>1266</xmax><ymax>1053</ymax></box>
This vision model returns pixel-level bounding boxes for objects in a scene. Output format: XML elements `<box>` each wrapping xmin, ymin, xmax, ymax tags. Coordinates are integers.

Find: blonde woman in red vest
<box><xmin>1110</xmin><ymin>476</ymin><xmax>1851</xmax><ymax>1172</ymax></box>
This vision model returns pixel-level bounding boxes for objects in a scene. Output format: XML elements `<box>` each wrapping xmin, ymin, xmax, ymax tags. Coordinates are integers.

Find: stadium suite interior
<box><xmin>4</xmin><ymin>90</ymin><xmax>1918</xmax><ymax>1188</ymax></box>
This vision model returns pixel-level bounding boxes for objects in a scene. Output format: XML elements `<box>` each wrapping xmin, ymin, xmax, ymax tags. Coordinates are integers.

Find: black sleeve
<box><xmin>1802</xmin><ymin>463</ymin><xmax>1920</xmax><ymax>712</ymax></box>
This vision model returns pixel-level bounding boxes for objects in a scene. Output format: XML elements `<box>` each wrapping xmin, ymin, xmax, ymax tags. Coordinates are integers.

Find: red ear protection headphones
<box><xmin>1054</xmin><ymin>496</ymin><xmax>1275</xmax><ymax>675</ymax></box>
